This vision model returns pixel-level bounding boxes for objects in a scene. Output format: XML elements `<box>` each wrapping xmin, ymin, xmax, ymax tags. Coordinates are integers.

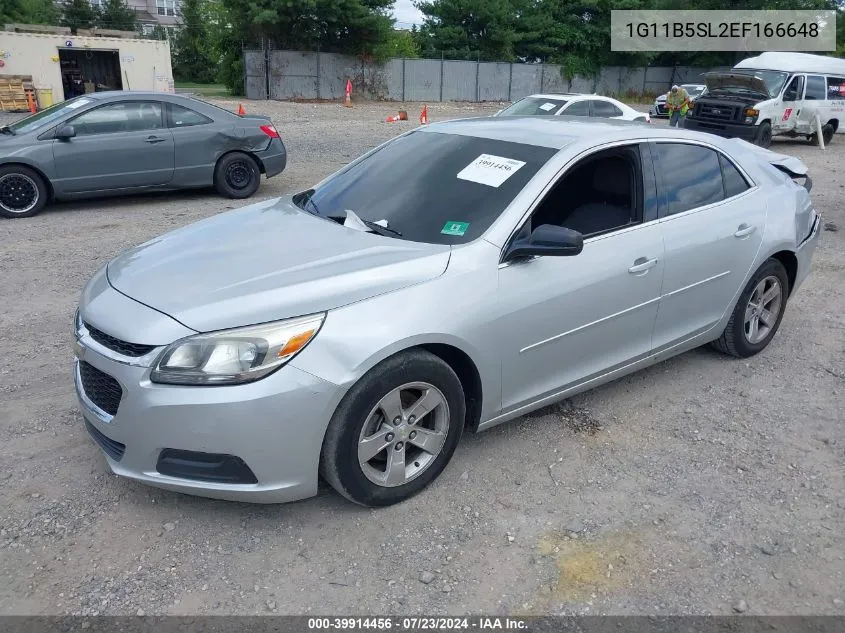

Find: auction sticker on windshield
<box><xmin>66</xmin><ymin>98</ymin><xmax>92</xmax><ymax>109</ymax></box>
<box><xmin>539</xmin><ymin>102</ymin><xmax>557</xmax><ymax>111</ymax></box>
<box><xmin>441</xmin><ymin>221</ymin><xmax>469</xmax><ymax>236</ymax></box>
<box><xmin>457</xmin><ymin>154</ymin><xmax>526</xmax><ymax>188</ymax></box>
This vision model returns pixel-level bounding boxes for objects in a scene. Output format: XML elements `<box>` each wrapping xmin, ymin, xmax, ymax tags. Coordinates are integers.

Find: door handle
<box><xmin>628</xmin><ymin>257</ymin><xmax>658</xmax><ymax>274</ymax></box>
<box><xmin>145</xmin><ymin>136</ymin><xmax>165</xmax><ymax>144</ymax></box>
<box><xmin>734</xmin><ymin>224</ymin><xmax>756</xmax><ymax>238</ymax></box>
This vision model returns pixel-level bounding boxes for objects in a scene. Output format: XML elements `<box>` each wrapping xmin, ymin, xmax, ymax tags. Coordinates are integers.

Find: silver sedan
<box><xmin>73</xmin><ymin>117</ymin><xmax>821</xmax><ymax>507</ymax></box>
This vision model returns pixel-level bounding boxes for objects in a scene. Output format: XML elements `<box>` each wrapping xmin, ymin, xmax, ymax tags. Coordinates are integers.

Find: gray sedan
<box><xmin>73</xmin><ymin>117</ymin><xmax>820</xmax><ymax>507</ymax></box>
<box><xmin>0</xmin><ymin>92</ymin><xmax>286</xmax><ymax>218</ymax></box>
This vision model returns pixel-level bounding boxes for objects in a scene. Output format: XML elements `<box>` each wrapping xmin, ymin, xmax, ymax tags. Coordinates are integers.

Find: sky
<box><xmin>392</xmin><ymin>0</ymin><xmax>425</xmax><ymax>28</ymax></box>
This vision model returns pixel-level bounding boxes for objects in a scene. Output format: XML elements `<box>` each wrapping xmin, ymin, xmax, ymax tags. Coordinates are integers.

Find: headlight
<box><xmin>150</xmin><ymin>313</ymin><xmax>325</xmax><ymax>386</ymax></box>
<box><xmin>744</xmin><ymin>108</ymin><xmax>759</xmax><ymax>117</ymax></box>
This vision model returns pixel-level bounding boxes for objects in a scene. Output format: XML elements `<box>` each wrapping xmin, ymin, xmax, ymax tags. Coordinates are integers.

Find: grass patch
<box><xmin>174</xmin><ymin>82</ymin><xmax>229</xmax><ymax>97</ymax></box>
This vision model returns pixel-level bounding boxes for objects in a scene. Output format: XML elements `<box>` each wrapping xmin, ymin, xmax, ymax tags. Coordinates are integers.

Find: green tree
<box><xmin>19</xmin><ymin>0</ymin><xmax>59</xmax><ymax>24</ymax></box>
<box><xmin>97</xmin><ymin>0</ymin><xmax>137</xmax><ymax>31</ymax></box>
<box><xmin>1</xmin><ymin>0</ymin><xmax>26</xmax><ymax>24</ymax></box>
<box><xmin>172</xmin><ymin>0</ymin><xmax>217</xmax><ymax>83</ymax></box>
<box><xmin>61</xmin><ymin>0</ymin><xmax>98</xmax><ymax>34</ymax></box>
<box><xmin>372</xmin><ymin>28</ymin><xmax>420</xmax><ymax>60</ymax></box>
<box><xmin>216</xmin><ymin>0</ymin><xmax>395</xmax><ymax>93</ymax></box>
<box><xmin>415</xmin><ymin>0</ymin><xmax>520</xmax><ymax>61</ymax></box>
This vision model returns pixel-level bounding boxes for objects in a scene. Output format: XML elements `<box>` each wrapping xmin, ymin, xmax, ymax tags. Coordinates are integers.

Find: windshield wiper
<box><xmin>294</xmin><ymin>189</ymin><xmax>321</xmax><ymax>216</ymax></box>
<box><xmin>0</xmin><ymin>125</ymin><xmax>15</xmax><ymax>135</ymax></box>
<box><xmin>360</xmin><ymin>218</ymin><xmax>402</xmax><ymax>237</ymax></box>
<box><xmin>341</xmin><ymin>209</ymin><xmax>403</xmax><ymax>238</ymax></box>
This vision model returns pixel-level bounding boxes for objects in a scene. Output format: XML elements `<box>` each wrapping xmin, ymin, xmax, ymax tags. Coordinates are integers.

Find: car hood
<box><xmin>704</xmin><ymin>72</ymin><xmax>769</xmax><ymax>98</ymax></box>
<box><xmin>655</xmin><ymin>95</ymin><xmax>666</xmax><ymax>103</ymax></box>
<box><xmin>106</xmin><ymin>197</ymin><xmax>452</xmax><ymax>332</ymax></box>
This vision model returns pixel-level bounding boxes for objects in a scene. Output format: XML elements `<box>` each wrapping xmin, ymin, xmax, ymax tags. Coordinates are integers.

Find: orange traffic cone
<box><xmin>26</xmin><ymin>90</ymin><xmax>37</xmax><ymax>113</ymax></box>
<box><xmin>386</xmin><ymin>110</ymin><xmax>408</xmax><ymax>122</ymax></box>
<box><xmin>344</xmin><ymin>79</ymin><xmax>353</xmax><ymax>108</ymax></box>
<box><xmin>419</xmin><ymin>104</ymin><xmax>428</xmax><ymax>125</ymax></box>
<box><xmin>237</xmin><ymin>103</ymin><xmax>245</xmax><ymax>116</ymax></box>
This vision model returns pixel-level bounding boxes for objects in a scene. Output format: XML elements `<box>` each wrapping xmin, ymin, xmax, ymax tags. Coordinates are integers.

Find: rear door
<box><xmin>52</xmin><ymin>100</ymin><xmax>175</xmax><ymax>193</ymax></box>
<box><xmin>650</xmin><ymin>141</ymin><xmax>765</xmax><ymax>351</ymax></box>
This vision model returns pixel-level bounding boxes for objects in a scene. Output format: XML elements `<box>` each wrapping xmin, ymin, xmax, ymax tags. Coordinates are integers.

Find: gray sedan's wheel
<box><xmin>320</xmin><ymin>350</ymin><xmax>465</xmax><ymax>507</ymax></box>
<box><xmin>213</xmin><ymin>152</ymin><xmax>260</xmax><ymax>199</ymax></box>
<box><xmin>0</xmin><ymin>165</ymin><xmax>48</xmax><ymax>219</ymax></box>
<box><xmin>711</xmin><ymin>259</ymin><xmax>789</xmax><ymax>358</ymax></box>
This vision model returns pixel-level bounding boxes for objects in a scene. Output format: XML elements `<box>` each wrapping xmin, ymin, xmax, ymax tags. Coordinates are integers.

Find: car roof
<box><xmin>524</xmin><ymin>93</ymin><xmax>616</xmax><ymax>102</ymax></box>
<box><xmin>83</xmin><ymin>91</ymin><xmax>212</xmax><ymax>104</ymax></box>
<box><xmin>418</xmin><ymin>115</ymin><xmax>715</xmax><ymax>150</ymax></box>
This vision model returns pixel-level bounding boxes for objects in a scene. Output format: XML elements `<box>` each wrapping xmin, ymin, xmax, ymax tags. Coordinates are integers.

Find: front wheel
<box><xmin>755</xmin><ymin>121</ymin><xmax>772</xmax><ymax>148</ymax></box>
<box><xmin>711</xmin><ymin>258</ymin><xmax>789</xmax><ymax>358</ymax></box>
<box><xmin>320</xmin><ymin>350</ymin><xmax>466</xmax><ymax>507</ymax></box>
<box><xmin>213</xmin><ymin>152</ymin><xmax>260</xmax><ymax>199</ymax></box>
<box><xmin>0</xmin><ymin>165</ymin><xmax>48</xmax><ymax>219</ymax></box>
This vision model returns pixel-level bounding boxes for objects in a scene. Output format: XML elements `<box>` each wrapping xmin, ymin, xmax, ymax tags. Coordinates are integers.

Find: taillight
<box><xmin>260</xmin><ymin>124</ymin><xmax>280</xmax><ymax>139</ymax></box>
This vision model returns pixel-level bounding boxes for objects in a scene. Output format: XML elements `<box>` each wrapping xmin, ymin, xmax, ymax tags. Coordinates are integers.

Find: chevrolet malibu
<box><xmin>73</xmin><ymin>117</ymin><xmax>820</xmax><ymax>507</ymax></box>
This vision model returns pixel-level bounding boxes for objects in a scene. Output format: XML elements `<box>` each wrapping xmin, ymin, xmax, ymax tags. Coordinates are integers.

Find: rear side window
<box><xmin>805</xmin><ymin>75</ymin><xmax>826</xmax><ymax>100</ymax></box>
<box><xmin>719</xmin><ymin>154</ymin><xmax>750</xmax><ymax>198</ymax></box>
<box><xmin>827</xmin><ymin>76</ymin><xmax>845</xmax><ymax>99</ymax></box>
<box><xmin>653</xmin><ymin>143</ymin><xmax>724</xmax><ymax>216</ymax></box>
<box><xmin>563</xmin><ymin>101</ymin><xmax>591</xmax><ymax>116</ymax></box>
<box><xmin>592</xmin><ymin>100</ymin><xmax>623</xmax><ymax>117</ymax></box>
<box><xmin>168</xmin><ymin>103</ymin><xmax>212</xmax><ymax>127</ymax></box>
<box><xmin>298</xmin><ymin>131</ymin><xmax>559</xmax><ymax>245</ymax></box>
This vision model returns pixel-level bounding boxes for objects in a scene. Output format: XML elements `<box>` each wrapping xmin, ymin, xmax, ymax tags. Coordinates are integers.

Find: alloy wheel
<box><xmin>744</xmin><ymin>275</ymin><xmax>783</xmax><ymax>345</ymax></box>
<box><xmin>357</xmin><ymin>382</ymin><xmax>450</xmax><ymax>488</ymax></box>
<box><xmin>0</xmin><ymin>173</ymin><xmax>39</xmax><ymax>215</ymax></box>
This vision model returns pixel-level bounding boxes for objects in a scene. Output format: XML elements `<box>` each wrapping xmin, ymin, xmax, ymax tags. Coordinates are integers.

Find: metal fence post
<box><xmin>264</xmin><ymin>37</ymin><xmax>270</xmax><ymax>100</ymax></box>
<box><xmin>402</xmin><ymin>57</ymin><xmax>406</xmax><ymax>102</ymax></box>
<box><xmin>439</xmin><ymin>53</ymin><xmax>444</xmax><ymax>102</ymax></box>
<box><xmin>540</xmin><ymin>62</ymin><xmax>545</xmax><ymax>93</ymax></box>
<box><xmin>508</xmin><ymin>63</ymin><xmax>513</xmax><ymax>101</ymax></box>
<box><xmin>475</xmin><ymin>57</ymin><xmax>480</xmax><ymax>102</ymax></box>
<box><xmin>316</xmin><ymin>50</ymin><xmax>321</xmax><ymax>100</ymax></box>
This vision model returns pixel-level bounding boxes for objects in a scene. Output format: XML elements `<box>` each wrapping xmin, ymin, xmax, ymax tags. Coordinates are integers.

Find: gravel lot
<box><xmin>0</xmin><ymin>98</ymin><xmax>843</xmax><ymax>617</ymax></box>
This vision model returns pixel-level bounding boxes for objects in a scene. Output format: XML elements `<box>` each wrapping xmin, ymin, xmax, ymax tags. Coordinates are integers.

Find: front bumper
<box><xmin>73</xmin><ymin>331</ymin><xmax>344</xmax><ymax>504</ymax></box>
<box><xmin>256</xmin><ymin>137</ymin><xmax>287</xmax><ymax>179</ymax></box>
<box><xmin>793</xmin><ymin>212</ymin><xmax>822</xmax><ymax>295</ymax></box>
<box><xmin>650</xmin><ymin>103</ymin><xmax>668</xmax><ymax>117</ymax></box>
<box><xmin>682</xmin><ymin>117</ymin><xmax>759</xmax><ymax>141</ymax></box>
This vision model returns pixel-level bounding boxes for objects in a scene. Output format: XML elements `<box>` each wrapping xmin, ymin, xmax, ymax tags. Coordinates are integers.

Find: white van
<box><xmin>683</xmin><ymin>52</ymin><xmax>845</xmax><ymax>147</ymax></box>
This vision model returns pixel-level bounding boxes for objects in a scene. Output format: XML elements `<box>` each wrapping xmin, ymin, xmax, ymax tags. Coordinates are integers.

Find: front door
<box><xmin>52</xmin><ymin>101</ymin><xmax>175</xmax><ymax>194</ymax></box>
<box><xmin>649</xmin><ymin>141</ymin><xmax>765</xmax><ymax>351</ymax></box>
<box><xmin>496</xmin><ymin>143</ymin><xmax>665</xmax><ymax>413</ymax></box>
<box><xmin>777</xmin><ymin>74</ymin><xmax>804</xmax><ymax>133</ymax></box>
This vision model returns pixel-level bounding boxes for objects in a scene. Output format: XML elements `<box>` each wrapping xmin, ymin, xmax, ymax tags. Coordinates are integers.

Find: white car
<box><xmin>496</xmin><ymin>93</ymin><xmax>650</xmax><ymax>123</ymax></box>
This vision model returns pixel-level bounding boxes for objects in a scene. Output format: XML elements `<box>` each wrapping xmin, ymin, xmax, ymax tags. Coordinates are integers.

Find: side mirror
<box><xmin>55</xmin><ymin>125</ymin><xmax>76</xmax><ymax>140</ymax></box>
<box><xmin>505</xmin><ymin>224</ymin><xmax>583</xmax><ymax>261</ymax></box>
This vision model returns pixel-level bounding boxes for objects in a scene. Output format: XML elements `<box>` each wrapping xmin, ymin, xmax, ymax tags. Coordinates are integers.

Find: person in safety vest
<box><xmin>666</xmin><ymin>85</ymin><xmax>690</xmax><ymax>128</ymax></box>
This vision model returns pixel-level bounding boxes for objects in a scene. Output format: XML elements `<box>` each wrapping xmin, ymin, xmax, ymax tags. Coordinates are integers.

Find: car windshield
<box><xmin>683</xmin><ymin>85</ymin><xmax>705</xmax><ymax>97</ymax></box>
<box><xmin>7</xmin><ymin>96</ymin><xmax>94</xmax><ymax>134</ymax></box>
<box><xmin>294</xmin><ymin>130</ymin><xmax>558</xmax><ymax>245</ymax></box>
<box><xmin>499</xmin><ymin>97</ymin><xmax>568</xmax><ymax>116</ymax></box>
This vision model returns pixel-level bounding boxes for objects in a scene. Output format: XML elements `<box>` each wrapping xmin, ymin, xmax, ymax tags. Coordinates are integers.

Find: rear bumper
<box><xmin>682</xmin><ymin>118</ymin><xmax>759</xmax><ymax>141</ymax></box>
<box><xmin>256</xmin><ymin>138</ymin><xmax>287</xmax><ymax>178</ymax></box>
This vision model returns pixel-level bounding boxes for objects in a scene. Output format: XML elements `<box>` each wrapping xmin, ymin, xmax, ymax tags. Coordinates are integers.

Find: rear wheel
<box><xmin>808</xmin><ymin>124</ymin><xmax>835</xmax><ymax>146</ymax></box>
<box><xmin>711</xmin><ymin>258</ymin><xmax>789</xmax><ymax>358</ymax></box>
<box><xmin>213</xmin><ymin>152</ymin><xmax>260</xmax><ymax>199</ymax></box>
<box><xmin>0</xmin><ymin>165</ymin><xmax>48</xmax><ymax>219</ymax></box>
<box><xmin>755</xmin><ymin>121</ymin><xmax>772</xmax><ymax>148</ymax></box>
<box><xmin>320</xmin><ymin>350</ymin><xmax>465</xmax><ymax>507</ymax></box>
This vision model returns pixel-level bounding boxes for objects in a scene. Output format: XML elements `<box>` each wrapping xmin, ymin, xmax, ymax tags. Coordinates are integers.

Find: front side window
<box><xmin>782</xmin><ymin>75</ymin><xmax>804</xmax><ymax>101</ymax></box>
<box><xmin>653</xmin><ymin>143</ymin><xmax>724</xmax><ymax>216</ymax></box>
<box><xmin>528</xmin><ymin>144</ymin><xmax>644</xmax><ymax>237</ymax></box>
<box><xmin>294</xmin><ymin>131</ymin><xmax>559</xmax><ymax>245</ymax></box>
<box><xmin>592</xmin><ymin>100</ymin><xmax>623</xmax><ymax>118</ymax></box>
<box><xmin>71</xmin><ymin>102</ymin><xmax>163</xmax><ymax>136</ymax></box>
<box><xmin>563</xmin><ymin>101</ymin><xmax>591</xmax><ymax>117</ymax></box>
<box><xmin>499</xmin><ymin>97</ymin><xmax>568</xmax><ymax>116</ymax></box>
<box><xmin>805</xmin><ymin>75</ymin><xmax>826</xmax><ymax>100</ymax></box>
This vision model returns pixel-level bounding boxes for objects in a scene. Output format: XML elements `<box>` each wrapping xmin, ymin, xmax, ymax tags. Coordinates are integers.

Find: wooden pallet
<box><xmin>0</xmin><ymin>75</ymin><xmax>33</xmax><ymax>112</ymax></box>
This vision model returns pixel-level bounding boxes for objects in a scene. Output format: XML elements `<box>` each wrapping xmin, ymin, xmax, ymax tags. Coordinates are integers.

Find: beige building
<box><xmin>0</xmin><ymin>31</ymin><xmax>173</xmax><ymax>104</ymax></box>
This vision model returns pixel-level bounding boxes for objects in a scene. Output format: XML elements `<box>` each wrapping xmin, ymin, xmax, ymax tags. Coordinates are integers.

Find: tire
<box><xmin>711</xmin><ymin>258</ymin><xmax>789</xmax><ymax>358</ymax></box>
<box><xmin>755</xmin><ymin>121</ymin><xmax>772</xmax><ymax>148</ymax></box>
<box><xmin>822</xmin><ymin>124</ymin><xmax>834</xmax><ymax>146</ymax></box>
<box><xmin>320</xmin><ymin>349</ymin><xmax>466</xmax><ymax>507</ymax></box>
<box><xmin>0</xmin><ymin>165</ymin><xmax>48</xmax><ymax>219</ymax></box>
<box><xmin>213</xmin><ymin>152</ymin><xmax>260</xmax><ymax>199</ymax></box>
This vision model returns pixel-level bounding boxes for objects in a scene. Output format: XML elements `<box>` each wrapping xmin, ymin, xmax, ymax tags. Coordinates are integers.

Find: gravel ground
<box><xmin>0</xmin><ymin>98</ymin><xmax>843</xmax><ymax>617</ymax></box>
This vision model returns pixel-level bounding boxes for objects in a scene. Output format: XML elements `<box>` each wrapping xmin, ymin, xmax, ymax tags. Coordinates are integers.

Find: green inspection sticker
<box><xmin>441</xmin><ymin>221</ymin><xmax>469</xmax><ymax>236</ymax></box>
